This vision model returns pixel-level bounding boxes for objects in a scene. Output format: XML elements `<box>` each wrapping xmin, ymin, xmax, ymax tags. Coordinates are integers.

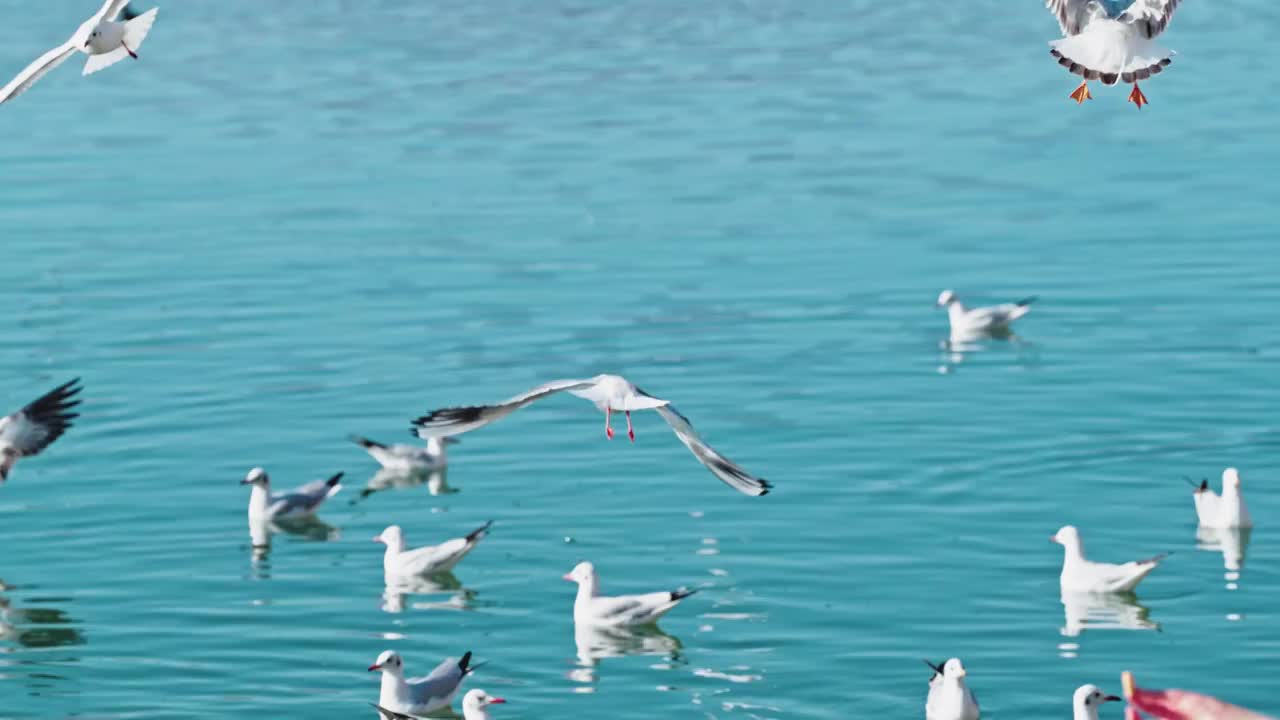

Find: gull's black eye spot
<box><xmin>1085</xmin><ymin>697</ymin><xmax>1092</xmax><ymax>706</ymax></box>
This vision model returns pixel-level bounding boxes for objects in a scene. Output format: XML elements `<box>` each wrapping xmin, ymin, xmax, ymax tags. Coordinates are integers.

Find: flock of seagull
<box><xmin>0</xmin><ymin>0</ymin><xmax>1225</xmax><ymax>717</ymax></box>
<box><xmin>0</xmin><ymin>289</ymin><xmax>1256</xmax><ymax>719</ymax></box>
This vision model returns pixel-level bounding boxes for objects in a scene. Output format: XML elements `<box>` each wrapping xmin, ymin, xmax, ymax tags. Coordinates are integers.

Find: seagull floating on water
<box><xmin>0</xmin><ymin>2</ymin><xmax>158</xmax><ymax>105</ymax></box>
<box><xmin>1046</xmin><ymin>0</ymin><xmax>1179</xmax><ymax>108</ymax></box>
<box><xmin>374</xmin><ymin>522</ymin><xmax>493</xmax><ymax>578</ymax></box>
<box><xmin>924</xmin><ymin>658</ymin><xmax>980</xmax><ymax>720</ymax></box>
<box><xmin>411</xmin><ymin>374</ymin><xmax>770</xmax><ymax>496</ymax></box>
<box><xmin>462</xmin><ymin>689</ymin><xmax>506</xmax><ymax>720</ymax></box>
<box><xmin>369</xmin><ymin>649</ymin><xmax>475</xmax><ymax>716</ymax></box>
<box><xmin>1189</xmin><ymin>468</ymin><xmax>1253</xmax><ymax>529</ymax></box>
<box><xmin>936</xmin><ymin>290</ymin><xmax>1035</xmax><ymax>339</ymax></box>
<box><xmin>1073</xmin><ymin>684</ymin><xmax>1122</xmax><ymax>720</ymax></box>
<box><xmin>241</xmin><ymin>467</ymin><xmax>343</xmax><ymax>523</ymax></box>
<box><xmin>350</xmin><ymin>434</ymin><xmax>457</xmax><ymax>472</ymax></box>
<box><xmin>0</xmin><ymin>378</ymin><xmax>82</xmax><ymax>483</ymax></box>
<box><xmin>1053</xmin><ymin>525</ymin><xmax>1167</xmax><ymax>593</ymax></box>
<box><xmin>564</xmin><ymin>561</ymin><xmax>696</xmax><ymax>627</ymax></box>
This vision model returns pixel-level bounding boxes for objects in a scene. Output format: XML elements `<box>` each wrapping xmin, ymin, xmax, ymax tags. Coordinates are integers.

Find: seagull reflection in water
<box><xmin>354</xmin><ymin>468</ymin><xmax>457</xmax><ymax>504</ymax></box>
<box><xmin>568</xmin><ymin>623</ymin><xmax>684</xmax><ymax>685</ymax></box>
<box><xmin>381</xmin><ymin>573</ymin><xmax>476</xmax><ymax>614</ymax></box>
<box><xmin>0</xmin><ymin>579</ymin><xmax>85</xmax><ymax>653</ymax></box>
<box><xmin>1060</xmin><ymin>591</ymin><xmax>1160</xmax><ymax>640</ymax></box>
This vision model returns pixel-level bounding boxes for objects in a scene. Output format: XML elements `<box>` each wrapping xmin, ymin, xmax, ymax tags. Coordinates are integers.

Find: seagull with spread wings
<box><xmin>411</xmin><ymin>374</ymin><xmax>771</xmax><ymax>497</ymax></box>
<box><xmin>0</xmin><ymin>378</ymin><xmax>82</xmax><ymax>483</ymax></box>
<box><xmin>0</xmin><ymin>1</ymin><xmax>159</xmax><ymax>105</ymax></box>
<box><xmin>1045</xmin><ymin>1</ymin><xmax>1180</xmax><ymax>108</ymax></box>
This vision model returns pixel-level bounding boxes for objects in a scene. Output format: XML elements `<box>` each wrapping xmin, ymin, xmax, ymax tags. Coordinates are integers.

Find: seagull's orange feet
<box><xmin>1129</xmin><ymin>83</ymin><xmax>1148</xmax><ymax>109</ymax></box>
<box><xmin>605</xmin><ymin>408</ymin><xmax>614</xmax><ymax>439</ymax></box>
<box><xmin>1069</xmin><ymin>81</ymin><xmax>1092</xmax><ymax>104</ymax></box>
<box><xmin>625</xmin><ymin>411</ymin><xmax>635</xmax><ymax>442</ymax></box>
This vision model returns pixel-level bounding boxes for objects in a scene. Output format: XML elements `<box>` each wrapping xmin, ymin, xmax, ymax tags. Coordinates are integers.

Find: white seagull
<box><xmin>1073</xmin><ymin>684</ymin><xmax>1122</xmax><ymax>720</ymax></box>
<box><xmin>564</xmin><ymin>561</ymin><xmax>696</xmax><ymax>627</ymax></box>
<box><xmin>1189</xmin><ymin>468</ymin><xmax>1253</xmax><ymax>529</ymax></box>
<box><xmin>241</xmin><ymin>467</ymin><xmax>343</xmax><ymax>522</ymax></box>
<box><xmin>924</xmin><ymin>658</ymin><xmax>980</xmax><ymax>720</ymax></box>
<box><xmin>411</xmin><ymin>374</ymin><xmax>770</xmax><ymax>497</ymax></box>
<box><xmin>350</xmin><ymin>434</ymin><xmax>457</xmax><ymax>472</ymax></box>
<box><xmin>0</xmin><ymin>2</ymin><xmax>159</xmax><ymax>105</ymax></box>
<box><xmin>374</xmin><ymin>522</ymin><xmax>493</xmax><ymax>578</ymax></box>
<box><xmin>1045</xmin><ymin>0</ymin><xmax>1179</xmax><ymax>108</ymax></box>
<box><xmin>0</xmin><ymin>378</ymin><xmax>82</xmax><ymax>483</ymax></box>
<box><xmin>936</xmin><ymin>290</ymin><xmax>1036</xmax><ymax>338</ymax></box>
<box><xmin>461</xmin><ymin>689</ymin><xmax>506</xmax><ymax>720</ymax></box>
<box><xmin>1052</xmin><ymin>525</ymin><xmax>1167</xmax><ymax>593</ymax></box>
<box><xmin>368</xmin><ymin>649</ymin><xmax>475</xmax><ymax>716</ymax></box>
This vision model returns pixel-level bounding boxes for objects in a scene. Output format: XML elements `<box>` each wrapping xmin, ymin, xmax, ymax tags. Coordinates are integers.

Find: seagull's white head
<box><xmin>367</xmin><ymin>650</ymin><xmax>403</xmax><ymax>675</ymax></box>
<box><xmin>941</xmin><ymin>658</ymin><xmax>967</xmax><ymax>680</ymax></box>
<box><xmin>1073</xmin><ymin>684</ymin><xmax>1120</xmax><ymax>712</ymax></box>
<box><xmin>463</xmin><ymin>689</ymin><xmax>507</xmax><ymax>713</ymax></box>
<box><xmin>563</xmin><ymin>561</ymin><xmax>596</xmax><ymax>584</ymax></box>
<box><xmin>240</xmin><ymin>467</ymin><xmax>269</xmax><ymax>487</ymax></box>
<box><xmin>1051</xmin><ymin>525</ymin><xmax>1082</xmax><ymax>550</ymax></box>
<box><xmin>936</xmin><ymin>290</ymin><xmax>958</xmax><ymax>307</ymax></box>
<box><xmin>373</xmin><ymin>525</ymin><xmax>404</xmax><ymax>549</ymax></box>
<box><xmin>1223</xmin><ymin>467</ymin><xmax>1242</xmax><ymax>491</ymax></box>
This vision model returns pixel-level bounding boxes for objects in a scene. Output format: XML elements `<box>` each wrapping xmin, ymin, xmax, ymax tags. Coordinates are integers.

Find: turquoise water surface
<box><xmin>2</xmin><ymin>1</ymin><xmax>1279</xmax><ymax>718</ymax></box>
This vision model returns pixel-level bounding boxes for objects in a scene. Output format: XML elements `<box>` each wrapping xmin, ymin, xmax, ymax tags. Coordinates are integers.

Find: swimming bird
<box><xmin>350</xmin><ymin>434</ymin><xmax>457</xmax><ymax>472</ymax></box>
<box><xmin>241</xmin><ymin>468</ymin><xmax>343</xmax><ymax>522</ymax></box>
<box><xmin>462</xmin><ymin>689</ymin><xmax>506</xmax><ymax>720</ymax></box>
<box><xmin>1189</xmin><ymin>468</ymin><xmax>1253</xmax><ymax>529</ymax></box>
<box><xmin>924</xmin><ymin>658</ymin><xmax>980</xmax><ymax>720</ymax></box>
<box><xmin>0</xmin><ymin>378</ymin><xmax>82</xmax><ymax>483</ymax></box>
<box><xmin>1073</xmin><ymin>684</ymin><xmax>1121</xmax><ymax>720</ymax></box>
<box><xmin>1045</xmin><ymin>0</ymin><xmax>1179</xmax><ymax>108</ymax></box>
<box><xmin>374</xmin><ymin>522</ymin><xmax>493</xmax><ymax>578</ymax></box>
<box><xmin>0</xmin><ymin>2</ymin><xmax>159</xmax><ymax>105</ymax></box>
<box><xmin>935</xmin><ymin>290</ymin><xmax>1035</xmax><ymax>338</ymax></box>
<box><xmin>411</xmin><ymin>374</ymin><xmax>770</xmax><ymax>496</ymax></box>
<box><xmin>564</xmin><ymin>561</ymin><xmax>696</xmax><ymax>627</ymax></box>
<box><xmin>369</xmin><ymin>649</ymin><xmax>475</xmax><ymax>716</ymax></box>
<box><xmin>1052</xmin><ymin>525</ymin><xmax>1167</xmax><ymax>593</ymax></box>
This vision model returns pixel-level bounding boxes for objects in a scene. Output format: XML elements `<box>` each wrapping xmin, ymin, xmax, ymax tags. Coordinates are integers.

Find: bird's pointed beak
<box><xmin>1050</xmin><ymin>535</ymin><xmax>1060</xmax><ymax>544</ymax></box>
<box><xmin>372</xmin><ymin>536</ymin><xmax>383</xmax><ymax>543</ymax></box>
<box><xmin>367</xmin><ymin>663</ymin><xmax>382</xmax><ymax>672</ymax></box>
<box><xmin>1104</xmin><ymin>695</ymin><xmax>1121</xmax><ymax>703</ymax></box>
<box><xmin>562</xmin><ymin>573</ymin><xmax>574</xmax><ymax>581</ymax></box>
<box><xmin>955</xmin><ymin>668</ymin><xmax>966</xmax><ymax>678</ymax></box>
<box><xmin>240</xmin><ymin>478</ymin><xmax>252</xmax><ymax>485</ymax></box>
<box><xmin>489</xmin><ymin>698</ymin><xmax>506</xmax><ymax>705</ymax></box>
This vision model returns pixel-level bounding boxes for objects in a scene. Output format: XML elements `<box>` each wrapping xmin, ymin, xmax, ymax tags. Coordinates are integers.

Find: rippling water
<box><xmin>2</xmin><ymin>1</ymin><xmax>1279</xmax><ymax>718</ymax></box>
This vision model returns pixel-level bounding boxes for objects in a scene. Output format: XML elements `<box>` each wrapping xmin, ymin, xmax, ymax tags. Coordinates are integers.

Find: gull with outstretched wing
<box><xmin>1045</xmin><ymin>0</ymin><xmax>1180</xmax><ymax>108</ymax></box>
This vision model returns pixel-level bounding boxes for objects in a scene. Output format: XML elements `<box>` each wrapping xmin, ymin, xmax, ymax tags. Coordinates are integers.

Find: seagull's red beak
<box><xmin>562</xmin><ymin>573</ymin><xmax>574</xmax><ymax>581</ymax></box>
<box><xmin>1050</xmin><ymin>535</ymin><xmax>1060</xmax><ymax>544</ymax></box>
<box><xmin>489</xmin><ymin>697</ymin><xmax>507</xmax><ymax>705</ymax></box>
<box><xmin>368</xmin><ymin>663</ymin><xmax>382</xmax><ymax>672</ymax></box>
<box><xmin>372</xmin><ymin>536</ymin><xmax>384</xmax><ymax>544</ymax></box>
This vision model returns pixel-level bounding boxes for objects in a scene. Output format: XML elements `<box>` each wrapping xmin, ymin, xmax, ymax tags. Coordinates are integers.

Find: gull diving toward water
<box><xmin>350</xmin><ymin>434</ymin><xmax>457</xmax><ymax>472</ymax></box>
<box><xmin>374</xmin><ymin>522</ymin><xmax>493</xmax><ymax>578</ymax></box>
<box><xmin>924</xmin><ymin>658</ymin><xmax>980</xmax><ymax>720</ymax></box>
<box><xmin>936</xmin><ymin>290</ymin><xmax>1036</xmax><ymax>338</ymax></box>
<box><xmin>564</xmin><ymin>561</ymin><xmax>697</xmax><ymax>627</ymax></box>
<box><xmin>241</xmin><ymin>468</ymin><xmax>343</xmax><ymax>522</ymax></box>
<box><xmin>1073</xmin><ymin>684</ymin><xmax>1121</xmax><ymax>720</ymax></box>
<box><xmin>369</xmin><ymin>650</ymin><xmax>475</xmax><ymax>716</ymax></box>
<box><xmin>411</xmin><ymin>374</ymin><xmax>770</xmax><ymax>497</ymax></box>
<box><xmin>0</xmin><ymin>2</ymin><xmax>158</xmax><ymax>105</ymax></box>
<box><xmin>1052</xmin><ymin>525</ymin><xmax>1167</xmax><ymax>593</ymax></box>
<box><xmin>0</xmin><ymin>378</ymin><xmax>82</xmax><ymax>483</ymax></box>
<box><xmin>1046</xmin><ymin>0</ymin><xmax>1179</xmax><ymax>108</ymax></box>
<box><xmin>1188</xmin><ymin>468</ymin><xmax>1253</xmax><ymax>529</ymax></box>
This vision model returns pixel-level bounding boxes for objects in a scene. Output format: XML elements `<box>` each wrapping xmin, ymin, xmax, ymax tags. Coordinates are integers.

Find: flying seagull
<box><xmin>0</xmin><ymin>378</ymin><xmax>82</xmax><ymax>483</ymax></box>
<box><xmin>411</xmin><ymin>374</ymin><xmax>771</xmax><ymax>497</ymax></box>
<box><xmin>1045</xmin><ymin>0</ymin><xmax>1179</xmax><ymax>108</ymax></box>
<box><xmin>0</xmin><ymin>1</ymin><xmax>159</xmax><ymax>105</ymax></box>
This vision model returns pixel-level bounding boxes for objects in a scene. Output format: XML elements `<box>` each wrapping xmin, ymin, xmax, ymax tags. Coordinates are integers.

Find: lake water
<box><xmin>2</xmin><ymin>1</ymin><xmax>1278</xmax><ymax>718</ymax></box>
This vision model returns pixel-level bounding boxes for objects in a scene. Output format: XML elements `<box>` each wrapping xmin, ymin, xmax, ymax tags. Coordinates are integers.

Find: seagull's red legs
<box><xmin>625</xmin><ymin>411</ymin><xmax>634</xmax><ymax>442</ymax></box>
<box><xmin>1129</xmin><ymin>83</ymin><xmax>1148</xmax><ymax>109</ymax></box>
<box><xmin>605</xmin><ymin>408</ymin><xmax>614</xmax><ymax>439</ymax></box>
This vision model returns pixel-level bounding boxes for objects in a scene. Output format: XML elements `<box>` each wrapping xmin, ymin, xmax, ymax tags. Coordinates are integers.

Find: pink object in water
<box><xmin>1121</xmin><ymin>671</ymin><xmax>1275</xmax><ymax>720</ymax></box>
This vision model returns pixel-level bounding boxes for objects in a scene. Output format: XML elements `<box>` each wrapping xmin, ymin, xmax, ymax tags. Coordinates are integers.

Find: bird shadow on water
<box><xmin>1058</xmin><ymin>591</ymin><xmax>1159</xmax><ymax>657</ymax></box>
<box><xmin>352</xmin><ymin>468</ymin><xmax>457</xmax><ymax>504</ymax></box>
<box><xmin>567</xmin><ymin>623</ymin><xmax>685</xmax><ymax>686</ymax></box>
<box><xmin>381</xmin><ymin>573</ymin><xmax>477</xmax><ymax>614</ymax></box>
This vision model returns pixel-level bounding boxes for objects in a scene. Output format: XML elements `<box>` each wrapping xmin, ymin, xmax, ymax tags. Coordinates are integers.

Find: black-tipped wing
<box><xmin>411</xmin><ymin>378</ymin><xmax>595</xmax><ymax>439</ymax></box>
<box><xmin>0</xmin><ymin>378</ymin><xmax>81</xmax><ymax>465</ymax></box>
<box><xmin>654</xmin><ymin>405</ymin><xmax>770</xmax><ymax>497</ymax></box>
<box><xmin>270</xmin><ymin>472</ymin><xmax>343</xmax><ymax>515</ymax></box>
<box><xmin>1119</xmin><ymin>0</ymin><xmax>1179</xmax><ymax>39</ymax></box>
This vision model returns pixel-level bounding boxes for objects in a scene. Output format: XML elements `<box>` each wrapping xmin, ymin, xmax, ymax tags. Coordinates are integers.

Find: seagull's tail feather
<box><xmin>323</xmin><ymin>472</ymin><xmax>344</xmax><ymax>498</ymax></box>
<box><xmin>457</xmin><ymin>651</ymin><xmax>476</xmax><ymax>674</ymax></box>
<box><xmin>1049</xmin><ymin>22</ymin><xmax>1172</xmax><ymax>86</ymax></box>
<box><xmin>465</xmin><ymin>520</ymin><xmax>494</xmax><ymax>544</ymax></box>
<box><xmin>349</xmin><ymin>434</ymin><xmax>386</xmax><ymax>450</ymax></box>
